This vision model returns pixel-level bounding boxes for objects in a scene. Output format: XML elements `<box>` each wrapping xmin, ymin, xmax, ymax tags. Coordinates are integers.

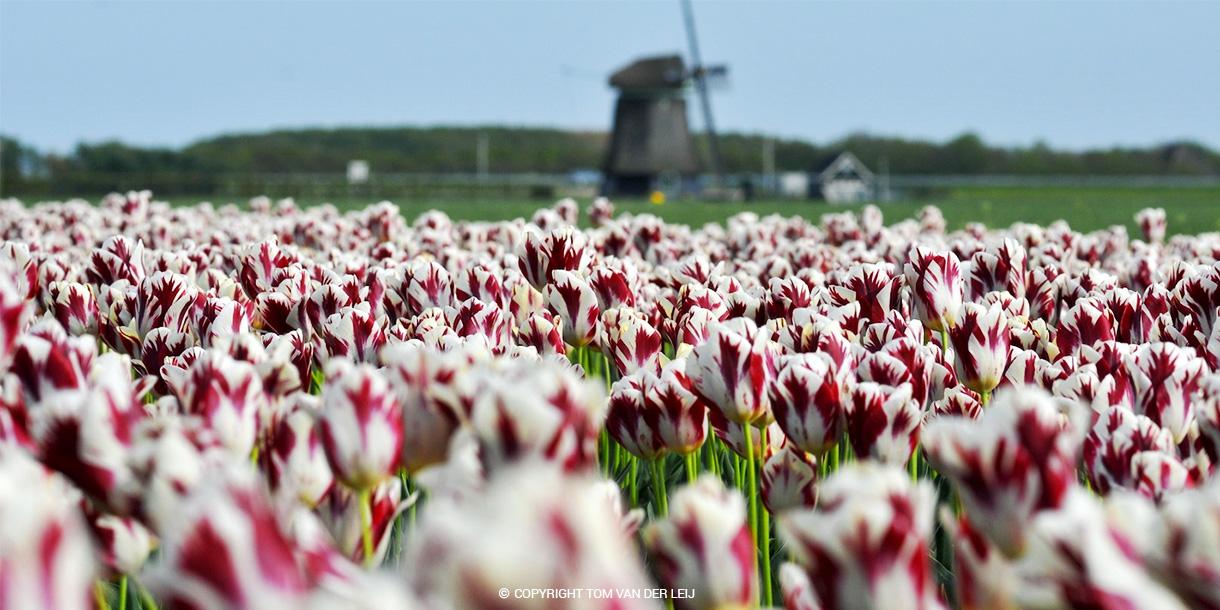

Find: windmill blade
<box><xmin>679</xmin><ymin>0</ymin><xmax>723</xmax><ymax>179</ymax></box>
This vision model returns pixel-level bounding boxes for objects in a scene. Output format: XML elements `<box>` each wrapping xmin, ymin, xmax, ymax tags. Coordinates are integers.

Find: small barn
<box><xmin>810</xmin><ymin>152</ymin><xmax>875</xmax><ymax>203</ymax></box>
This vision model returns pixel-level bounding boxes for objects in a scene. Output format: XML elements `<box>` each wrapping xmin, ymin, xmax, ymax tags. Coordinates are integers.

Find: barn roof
<box><xmin>812</xmin><ymin>151</ymin><xmax>875</xmax><ymax>182</ymax></box>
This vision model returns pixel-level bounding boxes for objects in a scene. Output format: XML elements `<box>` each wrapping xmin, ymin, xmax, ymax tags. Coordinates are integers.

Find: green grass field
<box><xmin>151</xmin><ymin>184</ymin><xmax>1220</xmax><ymax>236</ymax></box>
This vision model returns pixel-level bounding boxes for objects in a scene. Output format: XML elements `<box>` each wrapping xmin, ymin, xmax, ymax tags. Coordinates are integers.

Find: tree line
<box><xmin>3</xmin><ymin>127</ymin><xmax>1218</xmax><ymax>197</ymax></box>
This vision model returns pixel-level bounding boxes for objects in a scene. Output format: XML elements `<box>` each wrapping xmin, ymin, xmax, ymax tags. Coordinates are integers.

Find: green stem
<box><xmin>136</xmin><ymin>579</ymin><xmax>158</xmax><ymax>610</ymax></box>
<box><xmin>684</xmin><ymin>452</ymin><xmax>698</xmax><ymax>483</ymax></box>
<box><xmin>743</xmin><ymin>423</ymin><xmax>761</xmax><ymax>607</ymax></box>
<box><xmin>981</xmin><ymin>389</ymin><xmax>991</xmax><ymax>407</ymax></box>
<box><xmin>599</xmin><ymin>431</ymin><xmax>610</xmax><ymax>477</ymax></box>
<box><xmin>760</xmin><ymin>498</ymin><xmax>773</xmax><ymax>606</ymax></box>
<box><xmin>909</xmin><ymin>446</ymin><xmax>920</xmax><ymax>481</ymax></box>
<box><xmin>651</xmin><ymin>458</ymin><xmax>669</xmax><ymax>516</ymax></box>
<box><xmin>119</xmin><ymin>576</ymin><xmax>128</xmax><ymax>610</ymax></box>
<box><xmin>704</xmin><ymin>440</ymin><xmax>720</xmax><ymax>477</ymax></box>
<box><xmin>629</xmin><ymin>457</ymin><xmax>639</xmax><ymax>506</ymax></box>
<box><xmin>401</xmin><ymin>471</ymin><xmax>416</xmax><ymax>530</ymax></box>
<box><xmin>95</xmin><ymin>582</ymin><xmax>111</xmax><ymax>610</ymax></box>
<box><xmin>759</xmin><ymin>425</ymin><xmax>773</xmax><ymax>607</ymax></box>
<box><xmin>358</xmin><ymin>487</ymin><xmax>375</xmax><ymax>567</ymax></box>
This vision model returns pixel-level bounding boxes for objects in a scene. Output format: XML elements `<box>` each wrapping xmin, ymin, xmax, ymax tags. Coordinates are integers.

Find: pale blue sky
<box><xmin>2</xmin><ymin>0</ymin><xmax>1218</xmax><ymax>152</ymax></box>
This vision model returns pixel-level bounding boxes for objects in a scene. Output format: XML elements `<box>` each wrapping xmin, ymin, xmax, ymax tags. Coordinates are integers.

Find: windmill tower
<box><xmin>602</xmin><ymin>0</ymin><xmax>727</xmax><ymax>197</ymax></box>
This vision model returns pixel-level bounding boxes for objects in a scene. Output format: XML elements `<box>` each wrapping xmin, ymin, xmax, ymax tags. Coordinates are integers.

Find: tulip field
<box><xmin>5</xmin><ymin>191</ymin><xmax>1220</xmax><ymax>610</ymax></box>
<box><xmin>167</xmin><ymin>183</ymin><xmax>1220</xmax><ymax>235</ymax></box>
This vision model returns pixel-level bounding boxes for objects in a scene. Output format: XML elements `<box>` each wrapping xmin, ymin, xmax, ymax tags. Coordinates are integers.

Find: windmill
<box><xmin>601</xmin><ymin>1</ymin><xmax>728</xmax><ymax>197</ymax></box>
<box><xmin>679</xmin><ymin>0</ymin><xmax>727</xmax><ymax>180</ymax></box>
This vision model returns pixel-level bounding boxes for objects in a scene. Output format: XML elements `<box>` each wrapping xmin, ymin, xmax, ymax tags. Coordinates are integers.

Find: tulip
<box><xmin>317</xmin><ymin>478</ymin><xmax>413</xmax><ymax>566</ymax></box>
<box><xmin>606</xmin><ymin>371</ymin><xmax>665</xmax><ymax>459</ymax></box>
<box><xmin>677</xmin><ymin>305</ymin><xmax>719</xmax><ymax>347</ymax></box>
<box><xmin>930</xmin><ymin>385</ymin><xmax>982</xmax><ymax>419</ymax></box>
<box><xmin>96</xmin><ymin>280</ymin><xmax>142</xmax><ymax>355</ymax></box>
<box><xmin>778</xmin><ymin>562</ymin><xmax>820</xmax><ymax>610</ymax></box>
<box><xmin>468</xmin><ymin>358</ymin><xmax>605</xmax><ymax>473</ymax></box>
<box><xmin>317</xmin><ymin>305</ymin><xmax>388</xmax><ymax>365</ymax></box>
<box><xmin>922</xmin><ymin>387</ymin><xmax>1077</xmax><ymax>556</ymax></box>
<box><xmin>949</xmin><ymin>302</ymin><xmax>1010</xmax><ymax>398</ymax></box>
<box><xmin>1026</xmin><ymin>264</ymin><xmax>1063</xmax><ymax>324</ymax></box>
<box><xmin>1</xmin><ymin>270</ymin><xmax>31</xmax><ymax>373</ymax></box>
<box><xmin>589</xmin><ymin>259</ymin><xmax>638</xmax><ymax>311</ymax></box>
<box><xmin>24</xmin><ymin>350</ymin><xmax>149</xmax><ymax>514</ymax></box>
<box><xmin>508</xmin><ymin>276</ymin><xmax>547</xmax><ymax>326</ymax></box>
<box><xmin>298</xmin><ymin>280</ymin><xmax>361</xmax><ymax>337</ymax></box>
<box><xmin>765</xmin><ymin>276</ymin><xmax>814</xmax><ymax>323</ymax></box>
<box><xmin>193</xmin><ymin>296</ymin><xmax>253</xmax><ymax>349</ymax></box>
<box><xmin>261</xmin><ymin>392</ymin><xmax>334</xmax><ymax>507</ymax></box>
<box><xmin>1130</xmin><ymin>450</ymin><xmax>1193</xmax><ymax>502</ymax></box>
<box><xmin>1013</xmin><ymin>491</ymin><xmax>1188</xmax><ymax>609</ymax></box>
<box><xmin>939</xmin><ymin>511</ymin><xmax>1016</xmax><ymax>610</ymax></box>
<box><xmin>690</xmin><ymin>317</ymin><xmax>779</xmax><ymax>425</ymax></box>
<box><xmin>966</xmin><ymin>238</ymin><xmax>1026</xmax><ymax>301</ymax></box>
<box><xmin>407</xmin><ymin>464</ymin><xmax>654</xmax><ymax>610</ymax></box>
<box><xmin>381</xmin><ymin>343</ymin><xmax>467</xmax><ymax>474</ymax></box>
<box><xmin>829</xmin><ymin>262</ymin><xmax>904</xmax><ymax>325</ymax></box>
<box><xmin>858</xmin><ymin>338</ymin><xmax>935</xmax><ymax>407</ymax></box>
<box><xmin>134</xmin><ymin>271</ymin><xmax>198</xmax><ymax>338</ymax></box>
<box><xmin>448</xmin><ymin>297</ymin><xmax>511</xmax><ymax>349</ymax></box>
<box><xmin>84</xmin><ymin>505</ymin><xmax>156</xmax><ymax>577</ymax></box>
<box><xmin>845</xmin><ymin>381</ymin><xmax>922</xmax><ymax>465</ymax></box>
<box><xmin>605</xmin><ymin>312</ymin><xmax>663</xmax><ymax>375</ymax></box>
<box><xmin>0</xmin><ymin>447</ymin><xmax>97</xmax><ymax>610</ymax></box>
<box><xmin>47</xmin><ymin>280</ymin><xmax>99</xmax><ymax>336</ymax></box>
<box><xmin>768</xmin><ymin>354</ymin><xmax>844</xmax><ymax>457</ymax></box>
<box><xmin>588</xmin><ymin>196</ymin><xmax>616</xmax><ymax>227</ymax></box>
<box><xmin>255</xmin><ymin>287</ymin><xmax>301</xmax><ymax>334</ymax></box>
<box><xmin>760</xmin><ymin>444</ymin><xmax>819</xmax><ymax>513</ymax></box>
<box><xmin>163</xmin><ymin>349</ymin><xmax>266</xmax><ymax>458</ymax></box>
<box><xmin>1082</xmin><ymin>406</ymin><xmax>1176</xmax><ymax>495</ymax></box>
<box><xmin>139</xmin><ymin>326</ymin><xmax>194</xmax><ymax>387</ymax></box>
<box><xmin>860</xmin><ymin>311</ymin><xmax>923</xmax><ymax>353</ymax></box>
<box><xmin>1136</xmin><ymin>207</ymin><xmax>1167</xmax><ymax>244</ymax></box>
<box><xmin>87</xmin><ymin>234</ymin><xmax>146</xmax><ymax>287</ymax></box>
<box><xmin>513</xmin><ymin>311</ymin><xmax>567</xmax><ymax>357</ymax></box>
<box><xmin>148</xmin><ymin>470</ymin><xmax>310</xmax><ymax>609</ymax></box>
<box><xmin>644</xmin><ymin>475</ymin><xmax>758</xmax><ymax>610</ymax></box>
<box><xmin>386</xmin><ymin>259</ymin><xmax>453</xmax><ymax>319</ymax></box>
<box><xmin>778</xmin><ymin>463</ymin><xmax>942</xmax><ymax>610</ymax></box>
<box><xmin>1155</xmin><ymin>481</ymin><xmax>1220</xmax><ymax>607</ymax></box>
<box><xmin>1000</xmin><ymin>347</ymin><xmax>1040</xmax><ymax>389</ymax></box>
<box><xmin>543</xmin><ymin>269</ymin><xmax>600</xmax><ymax>347</ymax></box>
<box><xmin>8</xmin><ymin>320</ymin><xmax>95</xmax><ymax>407</ymax></box>
<box><xmin>645</xmin><ymin>356</ymin><xmax>708</xmax><ymax>456</ymax></box>
<box><xmin>318</xmin><ymin>359</ymin><xmax>403</xmax><ymax>492</ymax></box>
<box><xmin>519</xmin><ymin>226</ymin><xmax>592</xmax><ymax>290</ymax></box>
<box><xmin>454</xmin><ymin>265</ymin><xmax>509</xmax><ymax>311</ymax></box>
<box><xmin>904</xmin><ymin>246</ymin><xmax>963</xmax><ymax>332</ymax></box>
<box><xmin>1125</xmin><ymin>342</ymin><xmax>1205</xmax><ymax>443</ymax></box>
<box><xmin>1054</xmin><ymin>296</ymin><xmax>1115</xmax><ymax>359</ymax></box>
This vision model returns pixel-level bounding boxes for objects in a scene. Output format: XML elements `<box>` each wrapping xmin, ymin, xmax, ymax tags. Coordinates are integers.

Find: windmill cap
<box><xmin>609</xmin><ymin>54</ymin><xmax>687</xmax><ymax>90</ymax></box>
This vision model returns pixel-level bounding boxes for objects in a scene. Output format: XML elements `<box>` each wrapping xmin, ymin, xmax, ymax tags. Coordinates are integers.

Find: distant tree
<box><xmin>3</xmin><ymin>127</ymin><xmax>1217</xmax><ymax>197</ymax></box>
